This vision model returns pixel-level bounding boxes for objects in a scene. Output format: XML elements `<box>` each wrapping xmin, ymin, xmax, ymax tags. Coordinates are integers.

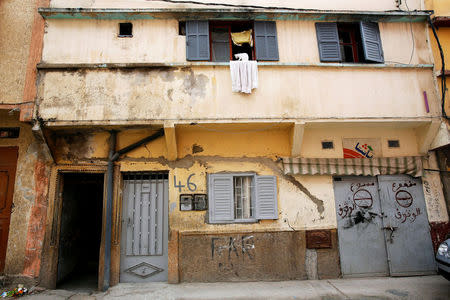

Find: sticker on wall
<box><xmin>342</xmin><ymin>138</ymin><xmax>381</xmax><ymax>159</ymax></box>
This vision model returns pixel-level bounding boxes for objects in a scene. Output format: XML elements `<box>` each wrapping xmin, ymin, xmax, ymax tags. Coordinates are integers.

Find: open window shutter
<box><xmin>254</xmin><ymin>21</ymin><xmax>279</xmax><ymax>61</ymax></box>
<box><xmin>186</xmin><ymin>20</ymin><xmax>210</xmax><ymax>61</ymax></box>
<box><xmin>315</xmin><ymin>23</ymin><xmax>341</xmax><ymax>62</ymax></box>
<box><xmin>360</xmin><ymin>21</ymin><xmax>384</xmax><ymax>63</ymax></box>
<box><xmin>208</xmin><ymin>174</ymin><xmax>234</xmax><ymax>223</ymax></box>
<box><xmin>255</xmin><ymin>176</ymin><xmax>278</xmax><ymax>219</ymax></box>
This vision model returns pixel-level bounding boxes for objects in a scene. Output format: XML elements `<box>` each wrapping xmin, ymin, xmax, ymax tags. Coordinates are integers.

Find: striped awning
<box><xmin>280</xmin><ymin>156</ymin><xmax>423</xmax><ymax>177</ymax></box>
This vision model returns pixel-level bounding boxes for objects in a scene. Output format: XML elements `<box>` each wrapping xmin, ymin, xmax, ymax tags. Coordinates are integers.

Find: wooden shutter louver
<box><xmin>360</xmin><ymin>21</ymin><xmax>384</xmax><ymax>63</ymax></box>
<box><xmin>315</xmin><ymin>23</ymin><xmax>341</xmax><ymax>62</ymax></box>
<box><xmin>186</xmin><ymin>20</ymin><xmax>210</xmax><ymax>61</ymax></box>
<box><xmin>208</xmin><ymin>174</ymin><xmax>234</xmax><ymax>223</ymax></box>
<box><xmin>254</xmin><ymin>21</ymin><xmax>279</xmax><ymax>61</ymax></box>
<box><xmin>255</xmin><ymin>176</ymin><xmax>278</xmax><ymax>219</ymax></box>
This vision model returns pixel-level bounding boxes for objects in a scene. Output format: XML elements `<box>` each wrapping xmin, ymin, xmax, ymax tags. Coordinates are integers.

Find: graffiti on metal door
<box><xmin>392</xmin><ymin>182</ymin><xmax>422</xmax><ymax>223</ymax></box>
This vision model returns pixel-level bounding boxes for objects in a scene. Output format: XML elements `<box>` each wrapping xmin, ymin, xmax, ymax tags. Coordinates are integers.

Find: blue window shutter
<box><xmin>360</xmin><ymin>21</ymin><xmax>384</xmax><ymax>63</ymax></box>
<box><xmin>208</xmin><ymin>174</ymin><xmax>234</xmax><ymax>223</ymax></box>
<box><xmin>255</xmin><ymin>176</ymin><xmax>278</xmax><ymax>220</ymax></box>
<box><xmin>254</xmin><ymin>21</ymin><xmax>279</xmax><ymax>61</ymax></box>
<box><xmin>315</xmin><ymin>23</ymin><xmax>341</xmax><ymax>62</ymax></box>
<box><xmin>186</xmin><ymin>20</ymin><xmax>210</xmax><ymax>61</ymax></box>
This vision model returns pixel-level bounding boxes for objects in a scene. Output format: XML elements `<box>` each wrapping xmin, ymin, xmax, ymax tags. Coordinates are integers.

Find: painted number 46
<box><xmin>173</xmin><ymin>174</ymin><xmax>197</xmax><ymax>192</ymax></box>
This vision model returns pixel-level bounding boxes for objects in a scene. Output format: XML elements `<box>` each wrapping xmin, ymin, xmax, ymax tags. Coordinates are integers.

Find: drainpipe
<box><xmin>103</xmin><ymin>130</ymin><xmax>116</xmax><ymax>291</ymax></box>
<box><xmin>102</xmin><ymin>128</ymin><xmax>165</xmax><ymax>291</ymax></box>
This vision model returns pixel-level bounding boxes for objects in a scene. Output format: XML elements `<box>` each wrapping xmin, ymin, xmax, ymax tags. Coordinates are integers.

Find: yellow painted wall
<box><xmin>42</xmin><ymin>20</ymin><xmax>431</xmax><ymax>65</ymax></box>
<box><xmin>426</xmin><ymin>0</ymin><xmax>450</xmax><ymax>16</ymax></box>
<box><xmin>0</xmin><ymin>0</ymin><xmax>35</xmax><ymax>104</ymax></box>
<box><xmin>50</xmin><ymin>0</ymin><xmax>424</xmax><ymax>11</ymax></box>
<box><xmin>301</xmin><ymin>126</ymin><xmax>420</xmax><ymax>158</ymax></box>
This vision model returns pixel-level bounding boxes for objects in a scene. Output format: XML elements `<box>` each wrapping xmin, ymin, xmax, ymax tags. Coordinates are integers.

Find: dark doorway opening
<box><xmin>56</xmin><ymin>173</ymin><xmax>104</xmax><ymax>291</ymax></box>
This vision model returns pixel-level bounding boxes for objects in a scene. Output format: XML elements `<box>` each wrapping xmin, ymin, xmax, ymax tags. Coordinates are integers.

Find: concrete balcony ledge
<box><xmin>37</xmin><ymin>62</ymin><xmax>434</xmax><ymax>70</ymax></box>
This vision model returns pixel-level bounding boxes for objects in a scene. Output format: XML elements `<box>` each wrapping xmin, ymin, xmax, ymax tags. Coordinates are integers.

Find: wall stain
<box><xmin>192</xmin><ymin>144</ymin><xmax>204</xmax><ymax>154</ymax></box>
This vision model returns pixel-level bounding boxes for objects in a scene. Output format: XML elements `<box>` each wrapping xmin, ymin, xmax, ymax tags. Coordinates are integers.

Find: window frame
<box><xmin>207</xmin><ymin>172</ymin><xmax>278</xmax><ymax>224</ymax></box>
<box><xmin>209</xmin><ymin>21</ymin><xmax>256</xmax><ymax>62</ymax></box>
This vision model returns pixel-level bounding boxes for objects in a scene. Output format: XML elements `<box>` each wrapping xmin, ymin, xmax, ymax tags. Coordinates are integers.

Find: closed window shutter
<box><xmin>255</xmin><ymin>176</ymin><xmax>278</xmax><ymax>219</ymax></box>
<box><xmin>254</xmin><ymin>21</ymin><xmax>279</xmax><ymax>61</ymax></box>
<box><xmin>315</xmin><ymin>23</ymin><xmax>341</xmax><ymax>62</ymax></box>
<box><xmin>186</xmin><ymin>20</ymin><xmax>210</xmax><ymax>61</ymax></box>
<box><xmin>208</xmin><ymin>174</ymin><xmax>234</xmax><ymax>223</ymax></box>
<box><xmin>360</xmin><ymin>21</ymin><xmax>384</xmax><ymax>63</ymax></box>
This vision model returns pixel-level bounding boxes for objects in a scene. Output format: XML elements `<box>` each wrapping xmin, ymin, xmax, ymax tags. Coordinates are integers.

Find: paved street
<box><xmin>21</xmin><ymin>275</ymin><xmax>450</xmax><ymax>300</ymax></box>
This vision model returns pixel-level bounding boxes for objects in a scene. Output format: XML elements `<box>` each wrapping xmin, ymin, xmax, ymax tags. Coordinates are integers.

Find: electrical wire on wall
<box><xmin>147</xmin><ymin>0</ymin><xmax>300</xmax><ymax>10</ymax></box>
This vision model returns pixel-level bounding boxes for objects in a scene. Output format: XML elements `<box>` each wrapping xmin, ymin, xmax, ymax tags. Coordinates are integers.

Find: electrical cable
<box><xmin>404</xmin><ymin>0</ymin><xmax>415</xmax><ymax>65</ymax></box>
<box><xmin>428</xmin><ymin>15</ymin><xmax>448</xmax><ymax>119</ymax></box>
<box><xmin>147</xmin><ymin>0</ymin><xmax>301</xmax><ymax>10</ymax></box>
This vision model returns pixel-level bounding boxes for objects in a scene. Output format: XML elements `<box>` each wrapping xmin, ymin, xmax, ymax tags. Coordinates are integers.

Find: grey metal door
<box><xmin>377</xmin><ymin>175</ymin><xmax>436</xmax><ymax>276</ymax></box>
<box><xmin>120</xmin><ymin>173</ymin><xmax>169</xmax><ymax>282</ymax></box>
<box><xmin>333</xmin><ymin>176</ymin><xmax>389</xmax><ymax>277</ymax></box>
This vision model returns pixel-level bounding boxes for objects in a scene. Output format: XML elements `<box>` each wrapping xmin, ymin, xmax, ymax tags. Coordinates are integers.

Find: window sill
<box><xmin>209</xmin><ymin>219</ymin><xmax>258</xmax><ymax>224</ymax></box>
<box><xmin>37</xmin><ymin>62</ymin><xmax>434</xmax><ymax>70</ymax></box>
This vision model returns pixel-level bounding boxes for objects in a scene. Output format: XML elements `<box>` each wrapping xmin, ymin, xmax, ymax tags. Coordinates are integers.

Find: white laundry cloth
<box><xmin>230</xmin><ymin>60</ymin><xmax>258</xmax><ymax>94</ymax></box>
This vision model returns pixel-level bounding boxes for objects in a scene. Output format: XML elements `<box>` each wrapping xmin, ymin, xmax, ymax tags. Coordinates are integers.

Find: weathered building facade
<box><xmin>2</xmin><ymin>0</ymin><xmax>450</xmax><ymax>291</ymax></box>
<box><xmin>0</xmin><ymin>0</ymin><xmax>52</xmax><ymax>285</ymax></box>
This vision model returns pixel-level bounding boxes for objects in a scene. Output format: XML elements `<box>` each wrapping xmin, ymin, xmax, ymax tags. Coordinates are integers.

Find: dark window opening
<box><xmin>179</xmin><ymin>21</ymin><xmax>186</xmax><ymax>36</ymax></box>
<box><xmin>322</xmin><ymin>141</ymin><xmax>334</xmax><ymax>149</ymax></box>
<box><xmin>337</xmin><ymin>23</ymin><xmax>364</xmax><ymax>63</ymax></box>
<box><xmin>210</xmin><ymin>21</ymin><xmax>254</xmax><ymax>62</ymax></box>
<box><xmin>119</xmin><ymin>22</ymin><xmax>133</xmax><ymax>37</ymax></box>
<box><xmin>388</xmin><ymin>140</ymin><xmax>400</xmax><ymax>148</ymax></box>
<box><xmin>0</xmin><ymin>127</ymin><xmax>20</xmax><ymax>139</ymax></box>
<box><xmin>56</xmin><ymin>173</ymin><xmax>104</xmax><ymax>291</ymax></box>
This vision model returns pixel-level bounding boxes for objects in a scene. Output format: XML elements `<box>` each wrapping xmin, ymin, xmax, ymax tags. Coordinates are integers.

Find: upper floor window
<box><xmin>315</xmin><ymin>22</ymin><xmax>384</xmax><ymax>63</ymax></box>
<box><xmin>185</xmin><ymin>20</ymin><xmax>279</xmax><ymax>62</ymax></box>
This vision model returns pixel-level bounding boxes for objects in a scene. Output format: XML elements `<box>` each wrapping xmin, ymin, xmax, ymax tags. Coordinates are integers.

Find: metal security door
<box><xmin>120</xmin><ymin>173</ymin><xmax>168</xmax><ymax>282</ymax></box>
<box><xmin>333</xmin><ymin>177</ymin><xmax>389</xmax><ymax>277</ymax></box>
<box><xmin>377</xmin><ymin>175</ymin><xmax>435</xmax><ymax>276</ymax></box>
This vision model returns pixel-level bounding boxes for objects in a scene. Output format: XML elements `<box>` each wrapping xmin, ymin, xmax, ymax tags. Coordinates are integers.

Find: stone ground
<box><xmin>11</xmin><ymin>275</ymin><xmax>450</xmax><ymax>300</ymax></box>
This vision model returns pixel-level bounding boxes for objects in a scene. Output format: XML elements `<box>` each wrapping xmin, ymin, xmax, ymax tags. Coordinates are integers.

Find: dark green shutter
<box><xmin>315</xmin><ymin>22</ymin><xmax>341</xmax><ymax>62</ymax></box>
<box><xmin>254</xmin><ymin>21</ymin><xmax>279</xmax><ymax>61</ymax></box>
<box><xmin>360</xmin><ymin>21</ymin><xmax>384</xmax><ymax>63</ymax></box>
<box><xmin>186</xmin><ymin>20</ymin><xmax>210</xmax><ymax>61</ymax></box>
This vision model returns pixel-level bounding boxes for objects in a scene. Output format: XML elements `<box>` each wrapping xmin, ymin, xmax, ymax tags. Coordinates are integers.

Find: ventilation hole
<box><xmin>388</xmin><ymin>140</ymin><xmax>400</xmax><ymax>148</ymax></box>
<box><xmin>322</xmin><ymin>141</ymin><xmax>334</xmax><ymax>149</ymax></box>
<box><xmin>119</xmin><ymin>22</ymin><xmax>133</xmax><ymax>37</ymax></box>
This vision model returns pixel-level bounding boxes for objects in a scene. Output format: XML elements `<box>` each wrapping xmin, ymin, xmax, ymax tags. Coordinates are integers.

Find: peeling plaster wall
<box><xmin>0</xmin><ymin>0</ymin><xmax>35</xmax><ymax>104</ymax></box>
<box><xmin>37</xmin><ymin>67</ymin><xmax>439</xmax><ymax>123</ymax></box>
<box><xmin>0</xmin><ymin>111</ymin><xmax>52</xmax><ymax>277</ymax></box>
<box><xmin>42</xmin><ymin>20</ymin><xmax>431</xmax><ymax>65</ymax></box>
<box><xmin>49</xmin><ymin>0</ymin><xmax>424</xmax><ymax>11</ymax></box>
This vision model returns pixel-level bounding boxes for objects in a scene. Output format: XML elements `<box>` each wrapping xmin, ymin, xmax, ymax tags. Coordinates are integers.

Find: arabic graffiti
<box><xmin>337</xmin><ymin>201</ymin><xmax>356</xmax><ymax>219</ymax></box>
<box><xmin>395</xmin><ymin>207</ymin><xmax>422</xmax><ymax>223</ymax></box>
<box><xmin>350</xmin><ymin>182</ymin><xmax>375</xmax><ymax>192</ymax></box>
<box><xmin>392</xmin><ymin>181</ymin><xmax>416</xmax><ymax>192</ymax></box>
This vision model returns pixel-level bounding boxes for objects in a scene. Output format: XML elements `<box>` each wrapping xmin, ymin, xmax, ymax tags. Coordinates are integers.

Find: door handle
<box><xmin>382</xmin><ymin>226</ymin><xmax>398</xmax><ymax>244</ymax></box>
<box><xmin>382</xmin><ymin>226</ymin><xmax>398</xmax><ymax>231</ymax></box>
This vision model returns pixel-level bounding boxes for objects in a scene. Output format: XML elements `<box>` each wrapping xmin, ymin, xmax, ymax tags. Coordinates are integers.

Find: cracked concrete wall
<box><xmin>37</xmin><ymin>67</ymin><xmax>440</xmax><ymax>123</ymax></box>
<box><xmin>0</xmin><ymin>111</ymin><xmax>52</xmax><ymax>278</ymax></box>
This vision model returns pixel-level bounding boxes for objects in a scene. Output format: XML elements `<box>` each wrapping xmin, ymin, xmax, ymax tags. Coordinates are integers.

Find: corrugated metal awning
<box><xmin>280</xmin><ymin>157</ymin><xmax>423</xmax><ymax>177</ymax></box>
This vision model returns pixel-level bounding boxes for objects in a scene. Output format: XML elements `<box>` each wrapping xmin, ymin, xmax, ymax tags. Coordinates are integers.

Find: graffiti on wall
<box><xmin>211</xmin><ymin>235</ymin><xmax>255</xmax><ymax>260</ymax></box>
<box><xmin>339</xmin><ymin>182</ymin><xmax>378</xmax><ymax>229</ymax></box>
